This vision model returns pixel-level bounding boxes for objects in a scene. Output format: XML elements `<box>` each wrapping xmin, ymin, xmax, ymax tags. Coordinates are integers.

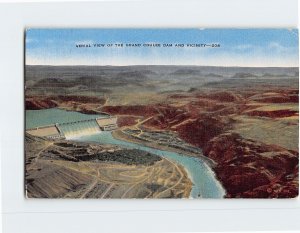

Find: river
<box><xmin>26</xmin><ymin>108</ymin><xmax>226</xmax><ymax>198</ymax></box>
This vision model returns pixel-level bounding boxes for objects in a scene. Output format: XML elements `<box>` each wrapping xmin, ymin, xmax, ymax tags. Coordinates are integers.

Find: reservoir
<box><xmin>26</xmin><ymin>108</ymin><xmax>226</xmax><ymax>198</ymax></box>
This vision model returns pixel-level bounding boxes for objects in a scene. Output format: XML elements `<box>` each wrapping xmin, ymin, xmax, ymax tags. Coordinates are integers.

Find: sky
<box><xmin>26</xmin><ymin>29</ymin><xmax>299</xmax><ymax>67</ymax></box>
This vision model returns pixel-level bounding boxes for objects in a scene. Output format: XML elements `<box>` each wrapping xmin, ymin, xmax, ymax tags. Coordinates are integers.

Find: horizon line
<box><xmin>25</xmin><ymin>64</ymin><xmax>300</xmax><ymax>68</ymax></box>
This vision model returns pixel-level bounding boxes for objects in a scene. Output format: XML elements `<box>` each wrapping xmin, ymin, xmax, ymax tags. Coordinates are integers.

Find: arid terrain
<box><xmin>25</xmin><ymin>134</ymin><xmax>192</xmax><ymax>198</ymax></box>
<box><xmin>26</xmin><ymin>65</ymin><xmax>299</xmax><ymax>198</ymax></box>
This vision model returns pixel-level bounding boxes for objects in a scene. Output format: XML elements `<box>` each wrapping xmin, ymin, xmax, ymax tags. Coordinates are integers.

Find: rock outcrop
<box><xmin>203</xmin><ymin>133</ymin><xmax>299</xmax><ymax>198</ymax></box>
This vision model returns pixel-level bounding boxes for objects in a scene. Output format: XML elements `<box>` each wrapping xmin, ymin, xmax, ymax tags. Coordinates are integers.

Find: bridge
<box><xmin>26</xmin><ymin>116</ymin><xmax>118</xmax><ymax>139</ymax></box>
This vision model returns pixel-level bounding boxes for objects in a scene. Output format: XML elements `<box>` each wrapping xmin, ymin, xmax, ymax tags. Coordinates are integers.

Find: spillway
<box><xmin>58</xmin><ymin>120</ymin><xmax>101</xmax><ymax>139</ymax></box>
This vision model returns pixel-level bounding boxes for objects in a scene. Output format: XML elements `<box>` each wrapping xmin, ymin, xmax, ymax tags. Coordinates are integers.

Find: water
<box><xmin>58</xmin><ymin>120</ymin><xmax>101</xmax><ymax>139</ymax></box>
<box><xmin>26</xmin><ymin>108</ymin><xmax>105</xmax><ymax>129</ymax></box>
<box><xmin>76</xmin><ymin>132</ymin><xmax>225</xmax><ymax>198</ymax></box>
<box><xmin>26</xmin><ymin>108</ymin><xmax>226</xmax><ymax>198</ymax></box>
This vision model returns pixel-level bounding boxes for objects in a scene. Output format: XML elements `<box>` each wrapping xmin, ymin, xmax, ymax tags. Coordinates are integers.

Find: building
<box><xmin>96</xmin><ymin>116</ymin><xmax>118</xmax><ymax>131</ymax></box>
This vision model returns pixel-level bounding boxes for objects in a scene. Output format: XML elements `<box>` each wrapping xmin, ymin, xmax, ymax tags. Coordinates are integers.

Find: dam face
<box><xmin>26</xmin><ymin>116</ymin><xmax>118</xmax><ymax>139</ymax></box>
<box><xmin>58</xmin><ymin>120</ymin><xmax>101</xmax><ymax>139</ymax></box>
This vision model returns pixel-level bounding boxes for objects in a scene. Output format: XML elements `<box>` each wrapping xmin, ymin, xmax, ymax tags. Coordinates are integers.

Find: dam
<box><xmin>26</xmin><ymin>124</ymin><xmax>64</xmax><ymax>139</ymax></box>
<box><xmin>26</xmin><ymin>108</ymin><xmax>226</xmax><ymax>198</ymax></box>
<box><xmin>26</xmin><ymin>116</ymin><xmax>118</xmax><ymax>139</ymax></box>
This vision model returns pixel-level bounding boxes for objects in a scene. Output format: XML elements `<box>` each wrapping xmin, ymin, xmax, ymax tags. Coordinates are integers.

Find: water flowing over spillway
<box><xmin>26</xmin><ymin>109</ymin><xmax>226</xmax><ymax>198</ymax></box>
<box><xmin>58</xmin><ymin>120</ymin><xmax>101</xmax><ymax>139</ymax></box>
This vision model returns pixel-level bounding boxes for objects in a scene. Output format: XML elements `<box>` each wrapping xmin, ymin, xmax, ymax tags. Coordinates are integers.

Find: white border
<box><xmin>0</xmin><ymin>1</ymin><xmax>299</xmax><ymax>232</ymax></box>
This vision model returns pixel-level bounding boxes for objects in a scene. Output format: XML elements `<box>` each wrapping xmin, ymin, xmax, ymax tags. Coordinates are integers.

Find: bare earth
<box><xmin>25</xmin><ymin>134</ymin><xmax>192</xmax><ymax>198</ymax></box>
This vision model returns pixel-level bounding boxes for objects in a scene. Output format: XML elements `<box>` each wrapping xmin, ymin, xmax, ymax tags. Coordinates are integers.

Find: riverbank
<box><xmin>112</xmin><ymin>129</ymin><xmax>216</xmax><ymax>167</ymax></box>
<box><xmin>112</xmin><ymin>129</ymin><xmax>226</xmax><ymax>198</ymax></box>
<box><xmin>25</xmin><ymin>133</ymin><xmax>193</xmax><ymax>198</ymax></box>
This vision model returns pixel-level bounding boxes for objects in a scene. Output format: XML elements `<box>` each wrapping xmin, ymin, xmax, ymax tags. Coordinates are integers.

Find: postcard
<box><xmin>25</xmin><ymin>29</ymin><xmax>299</xmax><ymax>198</ymax></box>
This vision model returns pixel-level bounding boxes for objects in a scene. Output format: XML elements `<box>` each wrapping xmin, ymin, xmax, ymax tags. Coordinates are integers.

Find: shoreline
<box><xmin>112</xmin><ymin>129</ymin><xmax>226</xmax><ymax>198</ymax></box>
<box><xmin>159</xmin><ymin>156</ymin><xmax>193</xmax><ymax>198</ymax></box>
<box><xmin>112</xmin><ymin>129</ymin><xmax>216</xmax><ymax>167</ymax></box>
<box><xmin>69</xmin><ymin>132</ymin><xmax>193</xmax><ymax>198</ymax></box>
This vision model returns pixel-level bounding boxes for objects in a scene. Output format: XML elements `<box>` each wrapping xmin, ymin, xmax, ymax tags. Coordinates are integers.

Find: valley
<box><xmin>25</xmin><ymin>65</ymin><xmax>299</xmax><ymax>198</ymax></box>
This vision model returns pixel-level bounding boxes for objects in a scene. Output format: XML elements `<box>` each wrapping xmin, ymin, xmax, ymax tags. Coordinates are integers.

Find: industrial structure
<box><xmin>26</xmin><ymin>116</ymin><xmax>118</xmax><ymax>139</ymax></box>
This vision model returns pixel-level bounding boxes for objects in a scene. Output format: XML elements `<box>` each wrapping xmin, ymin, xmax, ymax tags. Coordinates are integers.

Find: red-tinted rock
<box><xmin>246</xmin><ymin>109</ymin><xmax>298</xmax><ymax>118</ymax></box>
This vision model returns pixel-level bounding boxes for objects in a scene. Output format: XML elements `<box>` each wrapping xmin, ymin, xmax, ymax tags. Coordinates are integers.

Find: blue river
<box><xmin>26</xmin><ymin>108</ymin><xmax>226</xmax><ymax>198</ymax></box>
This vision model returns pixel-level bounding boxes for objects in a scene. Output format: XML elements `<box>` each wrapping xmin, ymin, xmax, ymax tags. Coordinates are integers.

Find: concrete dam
<box><xmin>26</xmin><ymin>116</ymin><xmax>118</xmax><ymax>139</ymax></box>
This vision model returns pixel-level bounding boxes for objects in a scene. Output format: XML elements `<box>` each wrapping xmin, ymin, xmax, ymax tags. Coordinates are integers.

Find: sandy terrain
<box><xmin>25</xmin><ymin>134</ymin><xmax>192</xmax><ymax>198</ymax></box>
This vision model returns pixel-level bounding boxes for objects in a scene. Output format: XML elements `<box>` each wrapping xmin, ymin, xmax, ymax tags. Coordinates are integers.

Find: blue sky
<box><xmin>26</xmin><ymin>29</ymin><xmax>299</xmax><ymax>67</ymax></box>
